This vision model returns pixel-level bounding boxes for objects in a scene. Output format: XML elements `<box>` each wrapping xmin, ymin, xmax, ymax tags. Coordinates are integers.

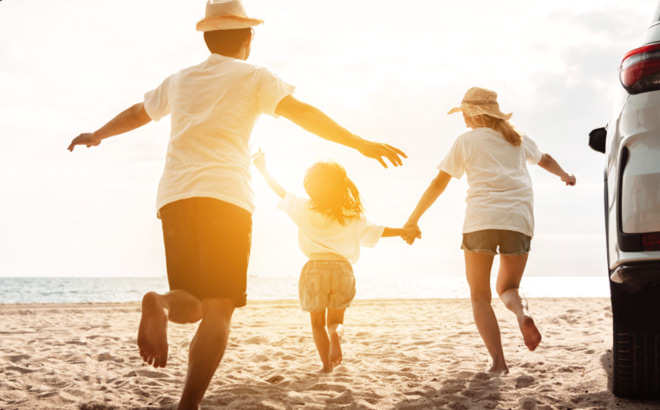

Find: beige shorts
<box><xmin>298</xmin><ymin>259</ymin><xmax>355</xmax><ymax>312</ymax></box>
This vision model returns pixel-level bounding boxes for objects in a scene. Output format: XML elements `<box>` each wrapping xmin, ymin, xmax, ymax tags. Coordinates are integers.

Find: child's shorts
<box><xmin>298</xmin><ymin>259</ymin><xmax>356</xmax><ymax>312</ymax></box>
<box><xmin>461</xmin><ymin>229</ymin><xmax>531</xmax><ymax>256</ymax></box>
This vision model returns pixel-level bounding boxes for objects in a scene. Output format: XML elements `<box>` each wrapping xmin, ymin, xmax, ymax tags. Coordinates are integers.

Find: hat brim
<box><xmin>447</xmin><ymin>104</ymin><xmax>512</xmax><ymax>120</ymax></box>
<box><xmin>196</xmin><ymin>15</ymin><xmax>263</xmax><ymax>32</ymax></box>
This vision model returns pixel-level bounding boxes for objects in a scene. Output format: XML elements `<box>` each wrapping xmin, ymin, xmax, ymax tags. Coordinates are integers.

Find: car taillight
<box><xmin>620</xmin><ymin>43</ymin><xmax>660</xmax><ymax>94</ymax></box>
<box><xmin>642</xmin><ymin>232</ymin><xmax>660</xmax><ymax>251</ymax></box>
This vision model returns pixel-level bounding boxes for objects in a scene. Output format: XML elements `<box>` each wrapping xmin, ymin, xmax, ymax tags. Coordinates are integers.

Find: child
<box><xmin>404</xmin><ymin>87</ymin><xmax>576</xmax><ymax>373</ymax></box>
<box><xmin>253</xmin><ymin>151</ymin><xmax>419</xmax><ymax>372</ymax></box>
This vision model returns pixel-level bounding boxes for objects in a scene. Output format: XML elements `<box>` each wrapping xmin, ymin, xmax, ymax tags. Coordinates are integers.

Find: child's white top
<box><xmin>438</xmin><ymin>128</ymin><xmax>543</xmax><ymax>237</ymax></box>
<box><xmin>144</xmin><ymin>54</ymin><xmax>295</xmax><ymax>215</ymax></box>
<box><xmin>278</xmin><ymin>192</ymin><xmax>385</xmax><ymax>263</ymax></box>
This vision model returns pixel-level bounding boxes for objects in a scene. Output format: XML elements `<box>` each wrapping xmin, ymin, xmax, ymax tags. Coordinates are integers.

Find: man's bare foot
<box><xmin>519</xmin><ymin>315</ymin><xmax>542</xmax><ymax>351</ymax></box>
<box><xmin>138</xmin><ymin>292</ymin><xmax>168</xmax><ymax>368</ymax></box>
<box><xmin>328</xmin><ymin>325</ymin><xmax>343</xmax><ymax>367</ymax></box>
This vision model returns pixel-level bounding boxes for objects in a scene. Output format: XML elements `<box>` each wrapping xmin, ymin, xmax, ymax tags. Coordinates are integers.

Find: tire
<box><xmin>611</xmin><ymin>277</ymin><xmax>660</xmax><ymax>398</ymax></box>
<box><xmin>612</xmin><ymin>326</ymin><xmax>660</xmax><ymax>398</ymax></box>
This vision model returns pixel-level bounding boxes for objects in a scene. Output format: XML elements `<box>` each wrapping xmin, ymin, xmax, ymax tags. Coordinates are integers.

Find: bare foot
<box><xmin>487</xmin><ymin>362</ymin><xmax>509</xmax><ymax>374</ymax></box>
<box><xmin>320</xmin><ymin>364</ymin><xmax>334</xmax><ymax>373</ymax></box>
<box><xmin>519</xmin><ymin>315</ymin><xmax>542</xmax><ymax>351</ymax></box>
<box><xmin>328</xmin><ymin>325</ymin><xmax>343</xmax><ymax>367</ymax></box>
<box><xmin>137</xmin><ymin>292</ymin><xmax>168</xmax><ymax>368</ymax></box>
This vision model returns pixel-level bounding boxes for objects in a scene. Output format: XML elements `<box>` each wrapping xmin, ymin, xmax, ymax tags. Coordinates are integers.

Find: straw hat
<box><xmin>448</xmin><ymin>87</ymin><xmax>512</xmax><ymax>120</ymax></box>
<box><xmin>196</xmin><ymin>0</ymin><xmax>263</xmax><ymax>32</ymax></box>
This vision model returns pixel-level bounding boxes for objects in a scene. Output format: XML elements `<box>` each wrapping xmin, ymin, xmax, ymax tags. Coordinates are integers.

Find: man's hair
<box><xmin>204</xmin><ymin>28</ymin><xmax>252</xmax><ymax>55</ymax></box>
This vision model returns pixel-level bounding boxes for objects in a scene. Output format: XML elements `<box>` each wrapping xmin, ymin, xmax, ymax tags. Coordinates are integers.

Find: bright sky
<box><xmin>0</xmin><ymin>0</ymin><xmax>655</xmax><ymax>278</ymax></box>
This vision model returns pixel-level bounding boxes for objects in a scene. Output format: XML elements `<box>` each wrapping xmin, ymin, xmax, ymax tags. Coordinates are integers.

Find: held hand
<box><xmin>358</xmin><ymin>140</ymin><xmax>407</xmax><ymax>168</ymax></box>
<box><xmin>402</xmin><ymin>224</ymin><xmax>422</xmax><ymax>245</ymax></box>
<box><xmin>67</xmin><ymin>132</ymin><xmax>102</xmax><ymax>152</ymax></box>
<box><xmin>252</xmin><ymin>149</ymin><xmax>267</xmax><ymax>171</ymax></box>
<box><xmin>561</xmin><ymin>173</ymin><xmax>577</xmax><ymax>186</ymax></box>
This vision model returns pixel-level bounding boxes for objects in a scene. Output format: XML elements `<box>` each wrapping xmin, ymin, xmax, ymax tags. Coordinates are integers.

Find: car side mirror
<box><xmin>589</xmin><ymin>127</ymin><xmax>607</xmax><ymax>153</ymax></box>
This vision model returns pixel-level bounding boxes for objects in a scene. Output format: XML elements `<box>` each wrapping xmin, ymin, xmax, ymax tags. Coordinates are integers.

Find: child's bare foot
<box><xmin>519</xmin><ymin>315</ymin><xmax>542</xmax><ymax>351</ymax></box>
<box><xmin>328</xmin><ymin>324</ymin><xmax>343</xmax><ymax>367</ymax></box>
<box><xmin>137</xmin><ymin>292</ymin><xmax>168</xmax><ymax>368</ymax></box>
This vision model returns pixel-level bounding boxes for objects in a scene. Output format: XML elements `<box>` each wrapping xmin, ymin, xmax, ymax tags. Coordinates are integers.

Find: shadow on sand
<box><xmin>392</xmin><ymin>370</ymin><xmax>505</xmax><ymax>410</ymax></box>
<box><xmin>567</xmin><ymin>350</ymin><xmax>660</xmax><ymax>410</ymax></box>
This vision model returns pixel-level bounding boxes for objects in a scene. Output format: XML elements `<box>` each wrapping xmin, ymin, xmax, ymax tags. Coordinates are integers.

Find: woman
<box><xmin>405</xmin><ymin>87</ymin><xmax>576</xmax><ymax>373</ymax></box>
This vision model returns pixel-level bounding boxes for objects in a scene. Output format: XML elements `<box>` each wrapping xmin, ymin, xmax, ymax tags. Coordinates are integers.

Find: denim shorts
<box><xmin>298</xmin><ymin>259</ymin><xmax>356</xmax><ymax>312</ymax></box>
<box><xmin>461</xmin><ymin>229</ymin><xmax>531</xmax><ymax>256</ymax></box>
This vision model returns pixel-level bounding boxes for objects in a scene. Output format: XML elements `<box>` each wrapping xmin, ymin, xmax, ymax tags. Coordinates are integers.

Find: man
<box><xmin>68</xmin><ymin>1</ymin><xmax>405</xmax><ymax>409</ymax></box>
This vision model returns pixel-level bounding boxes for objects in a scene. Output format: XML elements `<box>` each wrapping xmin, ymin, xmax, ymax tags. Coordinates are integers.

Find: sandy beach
<box><xmin>1</xmin><ymin>298</ymin><xmax>658</xmax><ymax>410</ymax></box>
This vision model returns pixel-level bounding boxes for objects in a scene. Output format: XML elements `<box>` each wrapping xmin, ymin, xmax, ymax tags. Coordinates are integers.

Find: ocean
<box><xmin>0</xmin><ymin>275</ymin><xmax>610</xmax><ymax>304</ymax></box>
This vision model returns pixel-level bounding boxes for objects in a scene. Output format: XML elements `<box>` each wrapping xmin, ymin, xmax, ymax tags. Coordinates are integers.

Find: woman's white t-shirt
<box><xmin>143</xmin><ymin>54</ymin><xmax>295</xmax><ymax>215</ymax></box>
<box><xmin>437</xmin><ymin>128</ymin><xmax>543</xmax><ymax>237</ymax></box>
<box><xmin>278</xmin><ymin>193</ymin><xmax>385</xmax><ymax>263</ymax></box>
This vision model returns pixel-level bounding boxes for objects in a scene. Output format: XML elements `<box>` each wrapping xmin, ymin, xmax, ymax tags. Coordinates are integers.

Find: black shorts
<box><xmin>160</xmin><ymin>197</ymin><xmax>252</xmax><ymax>307</ymax></box>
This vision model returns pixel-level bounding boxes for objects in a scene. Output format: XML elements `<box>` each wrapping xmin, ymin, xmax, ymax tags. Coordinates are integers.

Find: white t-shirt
<box><xmin>144</xmin><ymin>54</ymin><xmax>295</xmax><ymax>214</ymax></box>
<box><xmin>278</xmin><ymin>193</ymin><xmax>385</xmax><ymax>263</ymax></box>
<box><xmin>437</xmin><ymin>128</ymin><xmax>543</xmax><ymax>237</ymax></box>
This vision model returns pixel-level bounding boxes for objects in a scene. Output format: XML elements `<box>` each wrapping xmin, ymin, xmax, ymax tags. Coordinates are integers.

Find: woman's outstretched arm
<box><xmin>405</xmin><ymin>170</ymin><xmax>452</xmax><ymax>229</ymax></box>
<box><xmin>537</xmin><ymin>153</ymin><xmax>576</xmax><ymax>186</ymax></box>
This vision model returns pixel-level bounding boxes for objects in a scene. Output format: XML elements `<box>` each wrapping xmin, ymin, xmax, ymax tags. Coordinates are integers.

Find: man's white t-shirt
<box><xmin>143</xmin><ymin>54</ymin><xmax>295</xmax><ymax>214</ymax></box>
<box><xmin>278</xmin><ymin>192</ymin><xmax>385</xmax><ymax>263</ymax></box>
<box><xmin>437</xmin><ymin>128</ymin><xmax>543</xmax><ymax>237</ymax></box>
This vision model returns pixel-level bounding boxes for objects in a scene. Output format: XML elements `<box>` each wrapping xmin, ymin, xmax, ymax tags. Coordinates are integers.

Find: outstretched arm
<box><xmin>274</xmin><ymin>95</ymin><xmax>406</xmax><ymax>168</ymax></box>
<box><xmin>382</xmin><ymin>226</ymin><xmax>422</xmax><ymax>244</ymax></box>
<box><xmin>67</xmin><ymin>102</ymin><xmax>151</xmax><ymax>151</ymax></box>
<box><xmin>537</xmin><ymin>153</ymin><xmax>576</xmax><ymax>186</ymax></box>
<box><xmin>252</xmin><ymin>150</ymin><xmax>286</xmax><ymax>199</ymax></box>
<box><xmin>405</xmin><ymin>170</ymin><xmax>452</xmax><ymax>229</ymax></box>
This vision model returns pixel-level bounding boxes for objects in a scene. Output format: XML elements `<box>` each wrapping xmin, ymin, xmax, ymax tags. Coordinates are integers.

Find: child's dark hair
<box><xmin>204</xmin><ymin>28</ymin><xmax>252</xmax><ymax>56</ymax></box>
<box><xmin>304</xmin><ymin>161</ymin><xmax>364</xmax><ymax>225</ymax></box>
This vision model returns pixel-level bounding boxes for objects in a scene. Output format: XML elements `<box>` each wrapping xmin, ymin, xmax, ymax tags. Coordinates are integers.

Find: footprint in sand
<box><xmin>515</xmin><ymin>375</ymin><xmax>535</xmax><ymax>388</ymax></box>
<box><xmin>472</xmin><ymin>372</ymin><xmax>492</xmax><ymax>381</ymax></box>
<box><xmin>124</xmin><ymin>369</ymin><xmax>170</xmax><ymax>378</ymax></box>
<box><xmin>309</xmin><ymin>382</ymin><xmax>348</xmax><ymax>392</ymax></box>
<box><xmin>5</xmin><ymin>365</ymin><xmax>38</xmax><ymax>374</ymax></box>
<box><xmin>266</xmin><ymin>374</ymin><xmax>285</xmax><ymax>384</ymax></box>
<box><xmin>244</xmin><ymin>336</ymin><xmax>268</xmax><ymax>344</ymax></box>
<box><xmin>326</xmin><ymin>390</ymin><xmax>353</xmax><ymax>405</ymax></box>
<box><xmin>97</xmin><ymin>352</ymin><xmax>124</xmax><ymax>362</ymax></box>
<box><xmin>5</xmin><ymin>354</ymin><xmax>30</xmax><ymax>363</ymax></box>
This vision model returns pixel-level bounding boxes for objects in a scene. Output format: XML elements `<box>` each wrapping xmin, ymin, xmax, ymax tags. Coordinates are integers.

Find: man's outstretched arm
<box><xmin>274</xmin><ymin>95</ymin><xmax>406</xmax><ymax>168</ymax></box>
<box><xmin>67</xmin><ymin>102</ymin><xmax>152</xmax><ymax>151</ymax></box>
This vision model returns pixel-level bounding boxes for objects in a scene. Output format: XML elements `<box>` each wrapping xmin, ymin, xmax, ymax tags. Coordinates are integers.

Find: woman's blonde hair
<box><xmin>304</xmin><ymin>161</ymin><xmax>363</xmax><ymax>225</ymax></box>
<box><xmin>468</xmin><ymin>114</ymin><xmax>523</xmax><ymax>146</ymax></box>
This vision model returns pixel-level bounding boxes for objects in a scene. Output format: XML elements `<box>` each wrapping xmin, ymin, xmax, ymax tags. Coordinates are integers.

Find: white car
<box><xmin>589</xmin><ymin>3</ymin><xmax>660</xmax><ymax>398</ymax></box>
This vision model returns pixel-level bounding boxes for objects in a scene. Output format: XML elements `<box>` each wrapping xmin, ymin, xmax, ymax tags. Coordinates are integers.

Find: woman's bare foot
<box><xmin>328</xmin><ymin>324</ymin><xmax>343</xmax><ymax>367</ymax></box>
<box><xmin>487</xmin><ymin>359</ymin><xmax>509</xmax><ymax>374</ymax></box>
<box><xmin>320</xmin><ymin>364</ymin><xmax>334</xmax><ymax>373</ymax></box>
<box><xmin>519</xmin><ymin>315</ymin><xmax>542</xmax><ymax>351</ymax></box>
<box><xmin>137</xmin><ymin>292</ymin><xmax>169</xmax><ymax>368</ymax></box>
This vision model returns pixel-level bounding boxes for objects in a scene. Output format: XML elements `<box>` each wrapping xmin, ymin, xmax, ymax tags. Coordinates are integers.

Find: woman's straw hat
<box><xmin>448</xmin><ymin>87</ymin><xmax>512</xmax><ymax>120</ymax></box>
<box><xmin>196</xmin><ymin>0</ymin><xmax>263</xmax><ymax>32</ymax></box>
